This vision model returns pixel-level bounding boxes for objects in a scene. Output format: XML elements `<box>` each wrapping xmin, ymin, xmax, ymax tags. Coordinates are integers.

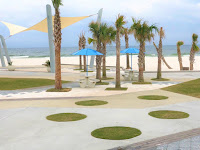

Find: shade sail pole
<box><xmin>0</xmin><ymin>41</ymin><xmax>5</xmax><ymax>67</ymax></box>
<box><xmin>46</xmin><ymin>4</ymin><xmax>55</xmax><ymax>73</ymax></box>
<box><xmin>0</xmin><ymin>35</ymin><xmax>11</xmax><ymax>65</ymax></box>
<box><xmin>89</xmin><ymin>8</ymin><xmax>103</xmax><ymax>69</ymax></box>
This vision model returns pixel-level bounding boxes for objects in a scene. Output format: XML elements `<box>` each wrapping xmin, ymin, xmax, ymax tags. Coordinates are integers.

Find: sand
<box><xmin>5</xmin><ymin>55</ymin><xmax>200</xmax><ymax>71</ymax></box>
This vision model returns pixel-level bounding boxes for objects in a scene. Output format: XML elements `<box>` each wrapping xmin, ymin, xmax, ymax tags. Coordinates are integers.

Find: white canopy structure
<box><xmin>0</xmin><ymin>5</ymin><xmax>102</xmax><ymax>72</ymax></box>
<box><xmin>0</xmin><ymin>15</ymin><xmax>91</xmax><ymax>37</ymax></box>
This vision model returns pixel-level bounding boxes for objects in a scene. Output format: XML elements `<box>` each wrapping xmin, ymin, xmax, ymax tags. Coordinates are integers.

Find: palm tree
<box><xmin>78</xmin><ymin>34</ymin><xmax>82</xmax><ymax>70</ymax></box>
<box><xmin>81</xmin><ymin>34</ymin><xmax>87</xmax><ymax>71</ymax></box>
<box><xmin>190</xmin><ymin>34</ymin><xmax>199</xmax><ymax>70</ymax></box>
<box><xmin>155</xmin><ymin>27</ymin><xmax>165</xmax><ymax>79</ymax></box>
<box><xmin>51</xmin><ymin>0</ymin><xmax>63</xmax><ymax>89</ymax></box>
<box><xmin>100</xmin><ymin>23</ymin><xmax>116</xmax><ymax>79</ymax></box>
<box><xmin>121</xmin><ymin>27</ymin><xmax>131</xmax><ymax>69</ymax></box>
<box><xmin>131</xmin><ymin>18</ymin><xmax>158</xmax><ymax>82</ymax></box>
<box><xmin>177</xmin><ymin>41</ymin><xmax>184</xmax><ymax>70</ymax></box>
<box><xmin>115</xmin><ymin>15</ymin><xmax>126</xmax><ymax>88</ymax></box>
<box><xmin>89</xmin><ymin>22</ymin><xmax>103</xmax><ymax>81</ymax></box>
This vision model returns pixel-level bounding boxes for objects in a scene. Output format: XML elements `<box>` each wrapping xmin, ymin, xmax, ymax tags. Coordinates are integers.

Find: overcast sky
<box><xmin>0</xmin><ymin>0</ymin><xmax>199</xmax><ymax>48</ymax></box>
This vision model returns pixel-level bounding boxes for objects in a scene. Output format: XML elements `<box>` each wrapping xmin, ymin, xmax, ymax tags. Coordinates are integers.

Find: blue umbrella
<box><xmin>72</xmin><ymin>48</ymin><xmax>103</xmax><ymax>76</ymax></box>
<box><xmin>120</xmin><ymin>48</ymin><xmax>139</xmax><ymax>70</ymax></box>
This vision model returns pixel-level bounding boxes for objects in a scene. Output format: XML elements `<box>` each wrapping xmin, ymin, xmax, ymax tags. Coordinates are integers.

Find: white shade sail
<box><xmin>0</xmin><ymin>15</ymin><xmax>92</xmax><ymax>37</ymax></box>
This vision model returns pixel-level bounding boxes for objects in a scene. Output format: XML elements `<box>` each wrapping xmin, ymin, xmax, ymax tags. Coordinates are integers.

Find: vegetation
<box><xmin>153</xmin><ymin>27</ymin><xmax>165</xmax><ymax>79</ymax></box>
<box><xmin>102</xmin><ymin>77</ymin><xmax>114</xmax><ymax>80</ymax></box>
<box><xmin>132</xmin><ymin>82</ymin><xmax>152</xmax><ymax>84</ymax></box>
<box><xmin>89</xmin><ymin>22</ymin><xmax>103</xmax><ymax>81</ymax></box>
<box><xmin>100</xmin><ymin>24</ymin><xmax>116</xmax><ymax>79</ymax></box>
<box><xmin>75</xmin><ymin>100</ymin><xmax>108</xmax><ymax>106</ymax></box>
<box><xmin>121</xmin><ymin>27</ymin><xmax>132</xmax><ymax>69</ymax></box>
<box><xmin>0</xmin><ymin>78</ymin><xmax>69</xmax><ymax>90</ymax></box>
<box><xmin>151</xmin><ymin>78</ymin><xmax>169</xmax><ymax>81</ymax></box>
<box><xmin>162</xmin><ymin>78</ymin><xmax>200</xmax><ymax>98</ymax></box>
<box><xmin>177</xmin><ymin>41</ymin><xmax>184</xmax><ymax>70</ymax></box>
<box><xmin>44</xmin><ymin>60</ymin><xmax>50</xmax><ymax>67</ymax></box>
<box><xmin>149</xmin><ymin>110</ymin><xmax>189</xmax><ymax>119</ymax></box>
<box><xmin>46</xmin><ymin>113</ymin><xmax>87</xmax><ymax>122</ymax></box>
<box><xmin>190</xmin><ymin>33</ymin><xmax>199</xmax><ymax>70</ymax></box>
<box><xmin>81</xmin><ymin>34</ymin><xmax>87</xmax><ymax>72</ymax></box>
<box><xmin>81</xmin><ymin>70</ymin><xmax>93</xmax><ymax>72</ymax></box>
<box><xmin>8</xmin><ymin>62</ymin><xmax>13</xmax><ymax>66</ymax></box>
<box><xmin>138</xmin><ymin>95</ymin><xmax>168</xmax><ymax>100</ymax></box>
<box><xmin>46</xmin><ymin>88</ymin><xmax>71</xmax><ymax>92</ymax></box>
<box><xmin>96</xmin><ymin>82</ymin><xmax>109</xmax><ymax>85</ymax></box>
<box><xmin>52</xmin><ymin>0</ymin><xmax>63</xmax><ymax>89</ymax></box>
<box><xmin>78</xmin><ymin>34</ymin><xmax>83</xmax><ymax>70</ymax></box>
<box><xmin>91</xmin><ymin>126</ymin><xmax>142</xmax><ymax>140</ymax></box>
<box><xmin>105</xmin><ymin>87</ymin><xmax>128</xmax><ymax>91</ymax></box>
<box><xmin>115</xmin><ymin>14</ymin><xmax>126</xmax><ymax>88</ymax></box>
<box><xmin>131</xmin><ymin>18</ymin><xmax>158</xmax><ymax>82</ymax></box>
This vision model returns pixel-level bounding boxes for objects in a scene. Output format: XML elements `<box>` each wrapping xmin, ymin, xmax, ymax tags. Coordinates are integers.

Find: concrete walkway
<box><xmin>1</xmin><ymin>101</ymin><xmax>200</xmax><ymax>150</ymax></box>
<box><xmin>0</xmin><ymin>89</ymin><xmax>199</xmax><ymax>109</ymax></box>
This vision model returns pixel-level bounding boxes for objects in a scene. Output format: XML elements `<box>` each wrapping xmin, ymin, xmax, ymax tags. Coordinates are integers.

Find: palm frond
<box><xmin>192</xmin><ymin>33</ymin><xmax>198</xmax><ymax>42</ymax></box>
<box><xmin>51</xmin><ymin>0</ymin><xmax>63</xmax><ymax>9</ymax></box>
<box><xmin>88</xmin><ymin>37</ymin><xmax>96</xmax><ymax>45</ymax></box>
<box><xmin>115</xmin><ymin>14</ymin><xmax>126</xmax><ymax>29</ymax></box>
<box><xmin>177</xmin><ymin>41</ymin><xmax>184</xmax><ymax>46</ymax></box>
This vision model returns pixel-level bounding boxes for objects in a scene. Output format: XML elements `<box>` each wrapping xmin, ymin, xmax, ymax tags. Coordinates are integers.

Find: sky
<box><xmin>0</xmin><ymin>0</ymin><xmax>200</xmax><ymax>48</ymax></box>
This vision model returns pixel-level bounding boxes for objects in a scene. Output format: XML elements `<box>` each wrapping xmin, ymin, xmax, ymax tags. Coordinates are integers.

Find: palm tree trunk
<box><xmin>138</xmin><ymin>42</ymin><xmax>144</xmax><ymax>82</ymax></box>
<box><xmin>153</xmin><ymin>42</ymin><xmax>172</xmax><ymax>69</ymax></box>
<box><xmin>83</xmin><ymin>56</ymin><xmax>86</xmax><ymax>71</ymax></box>
<box><xmin>115</xmin><ymin>29</ymin><xmax>121</xmax><ymax>88</ymax></box>
<box><xmin>190</xmin><ymin>46</ymin><xmax>195</xmax><ymax>70</ymax></box>
<box><xmin>177</xmin><ymin>45</ymin><xmax>183</xmax><ymax>70</ymax></box>
<box><xmin>102</xmin><ymin>43</ymin><xmax>107</xmax><ymax>78</ymax></box>
<box><xmin>54</xmin><ymin>9</ymin><xmax>62</xmax><ymax>89</ymax></box>
<box><xmin>157</xmin><ymin>35</ymin><xmax>162</xmax><ymax>79</ymax></box>
<box><xmin>96</xmin><ymin>39</ymin><xmax>102</xmax><ymax>81</ymax></box>
<box><xmin>125</xmin><ymin>33</ymin><xmax>130</xmax><ymax>69</ymax></box>
<box><xmin>143</xmin><ymin>46</ymin><xmax>146</xmax><ymax>71</ymax></box>
<box><xmin>79</xmin><ymin>56</ymin><xmax>82</xmax><ymax>69</ymax></box>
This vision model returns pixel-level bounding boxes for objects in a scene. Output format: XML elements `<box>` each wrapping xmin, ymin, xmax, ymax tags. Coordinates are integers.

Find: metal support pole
<box><xmin>0</xmin><ymin>35</ymin><xmax>11</xmax><ymax>64</ymax></box>
<box><xmin>46</xmin><ymin>4</ymin><xmax>55</xmax><ymax>73</ymax></box>
<box><xmin>89</xmin><ymin>8</ymin><xmax>103</xmax><ymax>69</ymax></box>
<box><xmin>0</xmin><ymin>42</ymin><xmax>5</xmax><ymax>67</ymax></box>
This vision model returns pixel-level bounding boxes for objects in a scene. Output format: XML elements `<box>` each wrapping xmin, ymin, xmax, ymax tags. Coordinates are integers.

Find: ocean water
<box><xmin>6</xmin><ymin>45</ymin><xmax>199</xmax><ymax>58</ymax></box>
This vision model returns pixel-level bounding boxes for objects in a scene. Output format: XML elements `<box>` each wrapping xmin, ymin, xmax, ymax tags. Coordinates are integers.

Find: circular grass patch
<box><xmin>75</xmin><ymin>100</ymin><xmax>108</xmax><ymax>106</ymax></box>
<box><xmin>46</xmin><ymin>88</ymin><xmax>72</xmax><ymax>92</ymax></box>
<box><xmin>46</xmin><ymin>113</ymin><xmax>87</xmax><ymax>122</ymax></box>
<box><xmin>91</xmin><ymin>126</ymin><xmax>142</xmax><ymax>140</ymax></box>
<box><xmin>149</xmin><ymin>110</ymin><xmax>189</xmax><ymax>119</ymax></box>
<box><xmin>138</xmin><ymin>95</ymin><xmax>168</xmax><ymax>100</ymax></box>
<box><xmin>151</xmin><ymin>78</ymin><xmax>170</xmax><ymax>81</ymax></box>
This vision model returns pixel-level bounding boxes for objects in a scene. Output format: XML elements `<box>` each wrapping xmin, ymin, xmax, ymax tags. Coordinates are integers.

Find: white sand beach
<box><xmin>7</xmin><ymin>55</ymin><xmax>200</xmax><ymax>71</ymax></box>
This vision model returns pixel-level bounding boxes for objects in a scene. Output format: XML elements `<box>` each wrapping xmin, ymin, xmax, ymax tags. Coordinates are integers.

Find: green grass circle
<box><xmin>75</xmin><ymin>100</ymin><xmax>108</xmax><ymax>106</ymax></box>
<box><xmin>46</xmin><ymin>113</ymin><xmax>87</xmax><ymax>122</ymax></box>
<box><xmin>149</xmin><ymin>110</ymin><xmax>189</xmax><ymax>119</ymax></box>
<box><xmin>138</xmin><ymin>95</ymin><xmax>168</xmax><ymax>100</ymax></box>
<box><xmin>151</xmin><ymin>78</ymin><xmax>170</xmax><ymax>81</ymax></box>
<box><xmin>91</xmin><ymin>126</ymin><xmax>142</xmax><ymax>140</ymax></box>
